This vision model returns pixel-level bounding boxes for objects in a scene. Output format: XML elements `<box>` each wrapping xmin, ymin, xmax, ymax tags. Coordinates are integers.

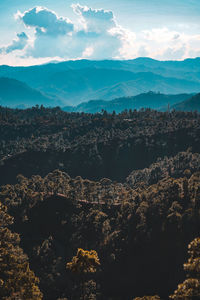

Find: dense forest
<box><xmin>1</xmin><ymin>106</ymin><xmax>200</xmax><ymax>184</ymax></box>
<box><xmin>0</xmin><ymin>106</ymin><xmax>200</xmax><ymax>299</ymax></box>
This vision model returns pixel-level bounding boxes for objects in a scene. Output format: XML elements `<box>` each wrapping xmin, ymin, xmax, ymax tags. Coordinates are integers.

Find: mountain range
<box><xmin>0</xmin><ymin>57</ymin><xmax>200</xmax><ymax>108</ymax></box>
<box><xmin>173</xmin><ymin>92</ymin><xmax>200</xmax><ymax>112</ymax></box>
<box><xmin>63</xmin><ymin>92</ymin><xmax>194</xmax><ymax>113</ymax></box>
<box><xmin>0</xmin><ymin>77</ymin><xmax>57</xmax><ymax>108</ymax></box>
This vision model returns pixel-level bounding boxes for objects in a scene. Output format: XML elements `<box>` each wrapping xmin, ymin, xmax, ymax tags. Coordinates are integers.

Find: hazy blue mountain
<box><xmin>36</xmin><ymin>69</ymin><xmax>200</xmax><ymax>104</ymax></box>
<box><xmin>172</xmin><ymin>93</ymin><xmax>200</xmax><ymax>112</ymax></box>
<box><xmin>63</xmin><ymin>92</ymin><xmax>193</xmax><ymax>113</ymax></box>
<box><xmin>0</xmin><ymin>58</ymin><xmax>200</xmax><ymax>105</ymax></box>
<box><xmin>1</xmin><ymin>57</ymin><xmax>200</xmax><ymax>82</ymax></box>
<box><xmin>0</xmin><ymin>77</ymin><xmax>58</xmax><ymax>108</ymax></box>
<box><xmin>90</xmin><ymin>73</ymin><xmax>200</xmax><ymax>101</ymax></box>
<box><xmin>39</xmin><ymin>68</ymin><xmax>139</xmax><ymax>104</ymax></box>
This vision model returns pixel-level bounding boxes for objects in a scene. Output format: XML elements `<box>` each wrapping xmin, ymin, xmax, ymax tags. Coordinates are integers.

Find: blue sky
<box><xmin>0</xmin><ymin>0</ymin><xmax>200</xmax><ymax>65</ymax></box>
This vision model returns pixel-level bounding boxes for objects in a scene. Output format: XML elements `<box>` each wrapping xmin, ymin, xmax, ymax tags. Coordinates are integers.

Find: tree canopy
<box><xmin>170</xmin><ymin>238</ymin><xmax>200</xmax><ymax>300</ymax></box>
<box><xmin>0</xmin><ymin>201</ymin><xmax>43</xmax><ymax>300</ymax></box>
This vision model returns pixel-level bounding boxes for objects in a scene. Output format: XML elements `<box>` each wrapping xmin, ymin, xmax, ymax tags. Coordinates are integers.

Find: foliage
<box><xmin>0</xmin><ymin>107</ymin><xmax>200</xmax><ymax>299</ymax></box>
<box><xmin>0</xmin><ymin>158</ymin><xmax>199</xmax><ymax>299</ymax></box>
<box><xmin>0</xmin><ymin>202</ymin><xmax>43</xmax><ymax>300</ymax></box>
<box><xmin>134</xmin><ymin>296</ymin><xmax>161</xmax><ymax>300</ymax></box>
<box><xmin>0</xmin><ymin>107</ymin><xmax>200</xmax><ymax>184</ymax></box>
<box><xmin>67</xmin><ymin>248</ymin><xmax>100</xmax><ymax>274</ymax></box>
<box><xmin>170</xmin><ymin>238</ymin><xmax>200</xmax><ymax>300</ymax></box>
<box><xmin>66</xmin><ymin>249</ymin><xmax>100</xmax><ymax>300</ymax></box>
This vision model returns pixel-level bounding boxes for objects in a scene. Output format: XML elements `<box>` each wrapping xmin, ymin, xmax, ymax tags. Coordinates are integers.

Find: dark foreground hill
<box><xmin>172</xmin><ymin>92</ymin><xmax>200</xmax><ymax>112</ymax></box>
<box><xmin>0</xmin><ymin>107</ymin><xmax>200</xmax><ymax>299</ymax></box>
<box><xmin>0</xmin><ymin>150</ymin><xmax>200</xmax><ymax>300</ymax></box>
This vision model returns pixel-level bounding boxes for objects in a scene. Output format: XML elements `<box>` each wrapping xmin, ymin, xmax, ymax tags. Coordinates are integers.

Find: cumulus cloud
<box><xmin>138</xmin><ymin>27</ymin><xmax>200</xmax><ymax>60</ymax></box>
<box><xmin>15</xmin><ymin>7</ymin><xmax>79</xmax><ymax>58</ymax></box>
<box><xmin>0</xmin><ymin>32</ymin><xmax>28</xmax><ymax>54</ymax></box>
<box><xmin>109</xmin><ymin>26</ymin><xmax>136</xmax><ymax>59</ymax></box>
<box><xmin>72</xmin><ymin>3</ymin><xmax>115</xmax><ymax>33</ymax></box>
<box><xmin>18</xmin><ymin>7</ymin><xmax>74</xmax><ymax>36</ymax></box>
<box><xmin>1</xmin><ymin>3</ymin><xmax>200</xmax><ymax>64</ymax></box>
<box><xmin>15</xmin><ymin>4</ymin><xmax>128</xmax><ymax>60</ymax></box>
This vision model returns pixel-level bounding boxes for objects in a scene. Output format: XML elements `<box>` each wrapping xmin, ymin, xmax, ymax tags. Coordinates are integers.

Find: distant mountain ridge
<box><xmin>0</xmin><ymin>77</ymin><xmax>58</xmax><ymax>108</ymax></box>
<box><xmin>63</xmin><ymin>92</ymin><xmax>193</xmax><ymax>113</ymax></box>
<box><xmin>172</xmin><ymin>93</ymin><xmax>200</xmax><ymax>111</ymax></box>
<box><xmin>0</xmin><ymin>57</ymin><xmax>200</xmax><ymax>106</ymax></box>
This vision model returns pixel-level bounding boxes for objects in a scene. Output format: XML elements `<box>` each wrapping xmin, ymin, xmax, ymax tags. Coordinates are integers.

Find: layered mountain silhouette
<box><xmin>63</xmin><ymin>92</ymin><xmax>193</xmax><ymax>113</ymax></box>
<box><xmin>0</xmin><ymin>57</ymin><xmax>200</xmax><ymax>107</ymax></box>
<box><xmin>0</xmin><ymin>77</ymin><xmax>58</xmax><ymax>108</ymax></box>
<box><xmin>172</xmin><ymin>93</ymin><xmax>200</xmax><ymax>111</ymax></box>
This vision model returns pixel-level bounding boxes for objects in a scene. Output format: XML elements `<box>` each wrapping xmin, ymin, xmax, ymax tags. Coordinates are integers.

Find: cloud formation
<box><xmin>0</xmin><ymin>32</ymin><xmax>28</xmax><ymax>54</ymax></box>
<box><xmin>18</xmin><ymin>7</ymin><xmax>74</xmax><ymax>36</ymax></box>
<box><xmin>16</xmin><ymin>4</ymin><xmax>125</xmax><ymax>60</ymax></box>
<box><xmin>139</xmin><ymin>27</ymin><xmax>200</xmax><ymax>60</ymax></box>
<box><xmin>72</xmin><ymin>3</ymin><xmax>115</xmax><ymax>33</ymax></box>
<box><xmin>1</xmin><ymin>3</ymin><xmax>200</xmax><ymax>65</ymax></box>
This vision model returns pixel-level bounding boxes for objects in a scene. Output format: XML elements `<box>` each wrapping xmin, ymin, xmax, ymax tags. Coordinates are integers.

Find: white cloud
<box><xmin>109</xmin><ymin>26</ymin><xmax>136</xmax><ymax>59</ymax></box>
<box><xmin>19</xmin><ymin>7</ymin><xmax>74</xmax><ymax>36</ymax></box>
<box><xmin>0</xmin><ymin>32</ymin><xmax>28</xmax><ymax>54</ymax></box>
<box><xmin>1</xmin><ymin>3</ymin><xmax>200</xmax><ymax>65</ymax></box>
<box><xmin>82</xmin><ymin>46</ymin><xmax>94</xmax><ymax>57</ymax></box>
<box><xmin>72</xmin><ymin>3</ymin><xmax>115</xmax><ymax>33</ymax></box>
<box><xmin>17</xmin><ymin>4</ymin><xmax>128</xmax><ymax>60</ymax></box>
<box><xmin>0</xmin><ymin>52</ymin><xmax>63</xmax><ymax>66</ymax></box>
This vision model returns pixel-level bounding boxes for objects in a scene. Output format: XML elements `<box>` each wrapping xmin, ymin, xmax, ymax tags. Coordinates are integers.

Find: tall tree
<box><xmin>0</xmin><ymin>201</ymin><xmax>43</xmax><ymax>300</ymax></box>
<box><xmin>67</xmin><ymin>248</ymin><xmax>100</xmax><ymax>300</ymax></box>
<box><xmin>170</xmin><ymin>237</ymin><xmax>200</xmax><ymax>300</ymax></box>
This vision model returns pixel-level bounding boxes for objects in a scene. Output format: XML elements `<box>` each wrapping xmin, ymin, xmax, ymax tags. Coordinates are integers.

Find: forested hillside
<box><xmin>1</xmin><ymin>106</ymin><xmax>200</xmax><ymax>184</ymax></box>
<box><xmin>1</xmin><ymin>152</ymin><xmax>200</xmax><ymax>299</ymax></box>
<box><xmin>172</xmin><ymin>93</ymin><xmax>200</xmax><ymax>112</ymax></box>
<box><xmin>0</xmin><ymin>106</ymin><xmax>200</xmax><ymax>299</ymax></box>
<box><xmin>63</xmin><ymin>92</ymin><xmax>192</xmax><ymax>113</ymax></box>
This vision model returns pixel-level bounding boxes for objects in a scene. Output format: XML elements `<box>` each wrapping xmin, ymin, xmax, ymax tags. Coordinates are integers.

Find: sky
<box><xmin>0</xmin><ymin>0</ymin><xmax>200</xmax><ymax>66</ymax></box>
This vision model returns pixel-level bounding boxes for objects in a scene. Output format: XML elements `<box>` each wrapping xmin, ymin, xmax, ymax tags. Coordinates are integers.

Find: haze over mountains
<box><xmin>63</xmin><ymin>92</ymin><xmax>194</xmax><ymax>113</ymax></box>
<box><xmin>172</xmin><ymin>93</ymin><xmax>200</xmax><ymax>112</ymax></box>
<box><xmin>0</xmin><ymin>77</ymin><xmax>58</xmax><ymax>108</ymax></box>
<box><xmin>0</xmin><ymin>57</ymin><xmax>200</xmax><ymax>109</ymax></box>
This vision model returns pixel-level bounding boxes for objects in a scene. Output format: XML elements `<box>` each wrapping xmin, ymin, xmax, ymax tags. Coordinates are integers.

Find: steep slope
<box><xmin>0</xmin><ymin>77</ymin><xmax>59</xmax><ymax>107</ymax></box>
<box><xmin>173</xmin><ymin>93</ymin><xmax>200</xmax><ymax>111</ymax></box>
<box><xmin>1</xmin><ymin>153</ymin><xmax>200</xmax><ymax>300</ymax></box>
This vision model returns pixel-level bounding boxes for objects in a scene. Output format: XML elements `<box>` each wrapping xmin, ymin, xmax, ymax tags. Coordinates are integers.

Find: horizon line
<box><xmin>1</xmin><ymin>56</ymin><xmax>200</xmax><ymax>68</ymax></box>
